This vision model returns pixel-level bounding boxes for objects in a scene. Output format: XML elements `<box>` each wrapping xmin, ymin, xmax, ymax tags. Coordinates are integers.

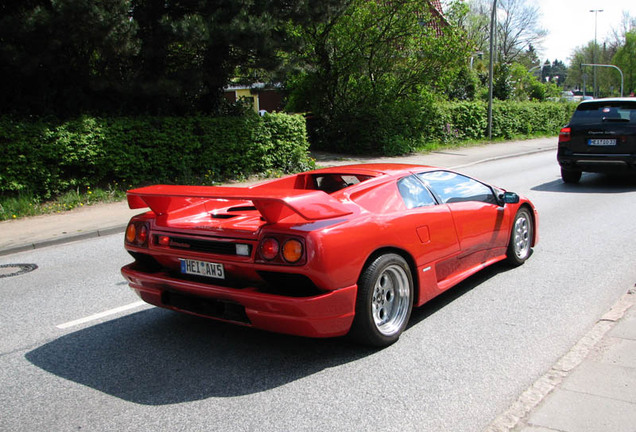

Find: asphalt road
<box><xmin>1</xmin><ymin>151</ymin><xmax>636</xmax><ymax>432</ymax></box>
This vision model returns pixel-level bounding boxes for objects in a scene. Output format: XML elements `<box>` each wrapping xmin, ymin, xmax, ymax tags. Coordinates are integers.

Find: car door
<box><xmin>395</xmin><ymin>174</ymin><xmax>460</xmax><ymax>264</ymax></box>
<box><xmin>417</xmin><ymin>171</ymin><xmax>508</xmax><ymax>259</ymax></box>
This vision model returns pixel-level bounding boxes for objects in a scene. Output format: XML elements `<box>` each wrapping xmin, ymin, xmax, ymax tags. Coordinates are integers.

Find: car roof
<box><xmin>578</xmin><ymin>97</ymin><xmax>636</xmax><ymax>106</ymax></box>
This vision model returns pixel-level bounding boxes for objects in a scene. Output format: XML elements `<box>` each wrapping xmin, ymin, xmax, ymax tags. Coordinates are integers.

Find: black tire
<box><xmin>506</xmin><ymin>207</ymin><xmax>533</xmax><ymax>267</ymax></box>
<box><xmin>350</xmin><ymin>253</ymin><xmax>414</xmax><ymax>347</ymax></box>
<box><xmin>561</xmin><ymin>167</ymin><xmax>582</xmax><ymax>184</ymax></box>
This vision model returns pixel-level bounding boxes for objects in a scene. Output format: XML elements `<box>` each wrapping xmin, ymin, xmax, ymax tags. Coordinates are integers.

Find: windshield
<box><xmin>570</xmin><ymin>101</ymin><xmax>636</xmax><ymax>125</ymax></box>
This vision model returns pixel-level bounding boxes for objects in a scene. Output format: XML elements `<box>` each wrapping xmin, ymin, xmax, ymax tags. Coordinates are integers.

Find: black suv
<box><xmin>557</xmin><ymin>98</ymin><xmax>636</xmax><ymax>183</ymax></box>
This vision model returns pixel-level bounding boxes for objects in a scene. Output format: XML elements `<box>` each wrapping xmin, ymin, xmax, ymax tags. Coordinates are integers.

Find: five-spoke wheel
<box><xmin>350</xmin><ymin>254</ymin><xmax>413</xmax><ymax>347</ymax></box>
<box><xmin>506</xmin><ymin>207</ymin><xmax>533</xmax><ymax>266</ymax></box>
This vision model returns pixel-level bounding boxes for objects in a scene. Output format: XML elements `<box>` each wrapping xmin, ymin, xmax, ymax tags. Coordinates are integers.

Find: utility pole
<box><xmin>487</xmin><ymin>0</ymin><xmax>497</xmax><ymax>140</ymax></box>
<box><xmin>590</xmin><ymin>9</ymin><xmax>603</xmax><ymax>98</ymax></box>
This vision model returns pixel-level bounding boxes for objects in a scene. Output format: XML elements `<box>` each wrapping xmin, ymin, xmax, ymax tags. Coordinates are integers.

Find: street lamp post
<box><xmin>590</xmin><ymin>9</ymin><xmax>603</xmax><ymax>98</ymax></box>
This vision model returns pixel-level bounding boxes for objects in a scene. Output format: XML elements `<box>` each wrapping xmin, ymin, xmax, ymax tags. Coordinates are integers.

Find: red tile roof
<box><xmin>427</xmin><ymin>0</ymin><xmax>449</xmax><ymax>35</ymax></box>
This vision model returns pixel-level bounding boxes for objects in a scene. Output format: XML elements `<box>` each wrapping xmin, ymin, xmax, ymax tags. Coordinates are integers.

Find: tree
<box><xmin>287</xmin><ymin>0</ymin><xmax>471</xmax><ymax>154</ymax></box>
<box><xmin>0</xmin><ymin>0</ymin><xmax>138</xmax><ymax>116</ymax></box>
<box><xmin>496</xmin><ymin>0</ymin><xmax>547</xmax><ymax>64</ymax></box>
<box><xmin>461</xmin><ymin>0</ymin><xmax>490</xmax><ymax>56</ymax></box>
<box><xmin>541</xmin><ymin>60</ymin><xmax>567</xmax><ymax>87</ymax></box>
<box><xmin>517</xmin><ymin>44</ymin><xmax>540</xmax><ymax>70</ymax></box>
<box><xmin>460</xmin><ymin>0</ymin><xmax>546</xmax><ymax>64</ymax></box>
<box><xmin>613</xmin><ymin>30</ymin><xmax>636</xmax><ymax>95</ymax></box>
<box><xmin>0</xmin><ymin>0</ymin><xmax>348</xmax><ymax>116</ymax></box>
<box><xmin>608</xmin><ymin>11</ymin><xmax>636</xmax><ymax>52</ymax></box>
<box><xmin>566</xmin><ymin>42</ymin><xmax>618</xmax><ymax>97</ymax></box>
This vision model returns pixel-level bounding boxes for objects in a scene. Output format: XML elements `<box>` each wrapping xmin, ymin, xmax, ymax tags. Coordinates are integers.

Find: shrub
<box><xmin>0</xmin><ymin>113</ymin><xmax>312</xmax><ymax>200</ymax></box>
<box><xmin>307</xmin><ymin>98</ymin><xmax>575</xmax><ymax>155</ymax></box>
<box><xmin>430</xmin><ymin>100</ymin><xmax>575</xmax><ymax>144</ymax></box>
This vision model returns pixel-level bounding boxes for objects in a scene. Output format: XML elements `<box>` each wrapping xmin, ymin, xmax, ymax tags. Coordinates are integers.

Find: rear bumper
<box><xmin>121</xmin><ymin>263</ymin><xmax>357</xmax><ymax>338</ymax></box>
<box><xmin>558</xmin><ymin>152</ymin><xmax>636</xmax><ymax>173</ymax></box>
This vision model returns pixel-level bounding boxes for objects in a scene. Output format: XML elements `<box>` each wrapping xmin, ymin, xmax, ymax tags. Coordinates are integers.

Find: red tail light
<box><xmin>257</xmin><ymin>236</ymin><xmax>306</xmax><ymax>265</ymax></box>
<box><xmin>125</xmin><ymin>221</ymin><xmax>150</xmax><ymax>247</ymax></box>
<box><xmin>260</xmin><ymin>238</ymin><xmax>280</xmax><ymax>260</ymax></box>
<box><xmin>558</xmin><ymin>127</ymin><xmax>571</xmax><ymax>143</ymax></box>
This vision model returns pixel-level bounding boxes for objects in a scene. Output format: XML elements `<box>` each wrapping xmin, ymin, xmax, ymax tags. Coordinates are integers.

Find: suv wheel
<box><xmin>561</xmin><ymin>167</ymin><xmax>582</xmax><ymax>184</ymax></box>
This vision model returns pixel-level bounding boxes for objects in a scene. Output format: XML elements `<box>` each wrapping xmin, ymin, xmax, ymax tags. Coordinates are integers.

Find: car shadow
<box><xmin>408</xmin><ymin>262</ymin><xmax>510</xmax><ymax>328</ymax></box>
<box><xmin>533</xmin><ymin>173</ymin><xmax>636</xmax><ymax>193</ymax></box>
<box><xmin>26</xmin><ymin>309</ymin><xmax>376</xmax><ymax>405</ymax></box>
<box><xmin>26</xmin><ymin>262</ymin><xmax>514</xmax><ymax>406</ymax></box>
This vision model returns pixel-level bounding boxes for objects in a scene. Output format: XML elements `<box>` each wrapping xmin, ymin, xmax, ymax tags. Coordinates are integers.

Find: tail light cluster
<box><xmin>125</xmin><ymin>221</ymin><xmax>149</xmax><ymax>247</ymax></box>
<box><xmin>558</xmin><ymin>127</ymin><xmax>571</xmax><ymax>143</ymax></box>
<box><xmin>257</xmin><ymin>235</ymin><xmax>305</xmax><ymax>265</ymax></box>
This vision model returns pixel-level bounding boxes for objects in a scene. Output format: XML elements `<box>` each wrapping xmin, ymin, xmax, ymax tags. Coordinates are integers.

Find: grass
<box><xmin>0</xmin><ymin>186</ymin><xmax>126</xmax><ymax>221</ymax></box>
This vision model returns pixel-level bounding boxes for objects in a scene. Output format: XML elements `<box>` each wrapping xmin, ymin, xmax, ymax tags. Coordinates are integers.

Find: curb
<box><xmin>485</xmin><ymin>289</ymin><xmax>636</xmax><ymax>431</ymax></box>
<box><xmin>0</xmin><ymin>225</ymin><xmax>127</xmax><ymax>257</ymax></box>
<box><xmin>449</xmin><ymin>146</ymin><xmax>556</xmax><ymax>170</ymax></box>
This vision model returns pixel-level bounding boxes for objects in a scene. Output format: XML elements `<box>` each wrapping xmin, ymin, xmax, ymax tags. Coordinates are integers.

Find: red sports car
<box><xmin>121</xmin><ymin>164</ymin><xmax>538</xmax><ymax>346</ymax></box>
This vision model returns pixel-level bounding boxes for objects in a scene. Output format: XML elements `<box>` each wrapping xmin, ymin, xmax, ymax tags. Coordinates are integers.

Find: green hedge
<box><xmin>311</xmin><ymin>100</ymin><xmax>577</xmax><ymax>154</ymax></box>
<box><xmin>0</xmin><ymin>101</ymin><xmax>577</xmax><ymax>200</ymax></box>
<box><xmin>425</xmin><ymin>100</ymin><xmax>576</xmax><ymax>143</ymax></box>
<box><xmin>0</xmin><ymin>114</ymin><xmax>313</xmax><ymax>199</ymax></box>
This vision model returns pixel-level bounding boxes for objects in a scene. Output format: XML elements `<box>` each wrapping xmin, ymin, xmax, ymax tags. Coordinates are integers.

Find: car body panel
<box><xmin>121</xmin><ymin>163</ymin><xmax>538</xmax><ymax>339</ymax></box>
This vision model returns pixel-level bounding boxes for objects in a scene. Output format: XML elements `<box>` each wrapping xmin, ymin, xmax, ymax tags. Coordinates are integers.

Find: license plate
<box><xmin>588</xmin><ymin>139</ymin><xmax>616</xmax><ymax>146</ymax></box>
<box><xmin>180</xmin><ymin>259</ymin><xmax>225</xmax><ymax>279</ymax></box>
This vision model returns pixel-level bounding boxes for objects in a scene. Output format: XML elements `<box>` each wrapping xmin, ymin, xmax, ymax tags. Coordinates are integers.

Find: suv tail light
<box><xmin>558</xmin><ymin>127</ymin><xmax>571</xmax><ymax>143</ymax></box>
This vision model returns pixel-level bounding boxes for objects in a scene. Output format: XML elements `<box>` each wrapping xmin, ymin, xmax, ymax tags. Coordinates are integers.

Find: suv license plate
<box><xmin>588</xmin><ymin>139</ymin><xmax>616</xmax><ymax>146</ymax></box>
<box><xmin>180</xmin><ymin>259</ymin><xmax>225</xmax><ymax>279</ymax></box>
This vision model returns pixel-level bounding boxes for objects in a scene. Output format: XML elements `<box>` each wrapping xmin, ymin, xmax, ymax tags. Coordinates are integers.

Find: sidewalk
<box><xmin>488</xmin><ymin>290</ymin><xmax>636</xmax><ymax>432</ymax></box>
<box><xmin>1</xmin><ymin>137</ymin><xmax>634</xmax><ymax>431</ymax></box>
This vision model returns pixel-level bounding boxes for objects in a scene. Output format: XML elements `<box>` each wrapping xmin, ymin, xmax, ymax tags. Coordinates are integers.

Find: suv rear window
<box><xmin>570</xmin><ymin>101</ymin><xmax>636</xmax><ymax>125</ymax></box>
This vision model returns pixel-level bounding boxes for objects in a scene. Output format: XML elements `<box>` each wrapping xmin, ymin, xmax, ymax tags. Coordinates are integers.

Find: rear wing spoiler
<box><xmin>127</xmin><ymin>185</ymin><xmax>353</xmax><ymax>224</ymax></box>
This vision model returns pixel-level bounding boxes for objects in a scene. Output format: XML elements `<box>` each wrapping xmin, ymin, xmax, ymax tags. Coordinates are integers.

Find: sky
<box><xmin>535</xmin><ymin>0</ymin><xmax>636</xmax><ymax>64</ymax></box>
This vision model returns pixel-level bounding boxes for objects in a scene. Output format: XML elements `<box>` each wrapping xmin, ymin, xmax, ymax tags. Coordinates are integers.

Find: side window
<box><xmin>417</xmin><ymin>171</ymin><xmax>497</xmax><ymax>205</ymax></box>
<box><xmin>397</xmin><ymin>175</ymin><xmax>437</xmax><ymax>209</ymax></box>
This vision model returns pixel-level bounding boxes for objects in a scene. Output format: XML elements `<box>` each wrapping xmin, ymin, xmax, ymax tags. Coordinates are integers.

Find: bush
<box><xmin>307</xmin><ymin>98</ymin><xmax>576</xmax><ymax>155</ymax></box>
<box><xmin>0</xmin><ymin>113</ymin><xmax>313</xmax><ymax>200</ymax></box>
<box><xmin>429</xmin><ymin>100</ymin><xmax>576</xmax><ymax>144</ymax></box>
<box><xmin>309</xmin><ymin>89</ymin><xmax>436</xmax><ymax>156</ymax></box>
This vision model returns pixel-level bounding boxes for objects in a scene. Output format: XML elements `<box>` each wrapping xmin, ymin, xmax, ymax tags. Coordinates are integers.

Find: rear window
<box><xmin>310</xmin><ymin>174</ymin><xmax>373</xmax><ymax>193</ymax></box>
<box><xmin>570</xmin><ymin>101</ymin><xmax>636</xmax><ymax>125</ymax></box>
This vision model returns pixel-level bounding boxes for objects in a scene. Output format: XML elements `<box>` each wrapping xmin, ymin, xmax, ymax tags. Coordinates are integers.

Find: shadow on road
<box><xmin>26</xmin><ymin>261</ymin><xmax>515</xmax><ymax>406</ymax></box>
<box><xmin>533</xmin><ymin>173</ymin><xmax>636</xmax><ymax>194</ymax></box>
<box><xmin>408</xmin><ymin>261</ymin><xmax>512</xmax><ymax>328</ymax></box>
<box><xmin>26</xmin><ymin>309</ymin><xmax>378</xmax><ymax>405</ymax></box>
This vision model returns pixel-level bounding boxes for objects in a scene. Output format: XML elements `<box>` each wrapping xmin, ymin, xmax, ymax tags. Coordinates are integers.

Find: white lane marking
<box><xmin>56</xmin><ymin>301</ymin><xmax>146</xmax><ymax>329</ymax></box>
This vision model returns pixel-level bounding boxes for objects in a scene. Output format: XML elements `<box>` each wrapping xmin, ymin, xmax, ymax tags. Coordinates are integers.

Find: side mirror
<box><xmin>501</xmin><ymin>192</ymin><xmax>520</xmax><ymax>204</ymax></box>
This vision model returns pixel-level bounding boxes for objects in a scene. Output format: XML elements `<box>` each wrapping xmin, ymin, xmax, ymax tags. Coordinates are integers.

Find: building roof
<box><xmin>427</xmin><ymin>0</ymin><xmax>449</xmax><ymax>35</ymax></box>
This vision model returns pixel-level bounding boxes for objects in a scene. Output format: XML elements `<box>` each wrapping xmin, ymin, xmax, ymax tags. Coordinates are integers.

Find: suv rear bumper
<box><xmin>558</xmin><ymin>151</ymin><xmax>636</xmax><ymax>173</ymax></box>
